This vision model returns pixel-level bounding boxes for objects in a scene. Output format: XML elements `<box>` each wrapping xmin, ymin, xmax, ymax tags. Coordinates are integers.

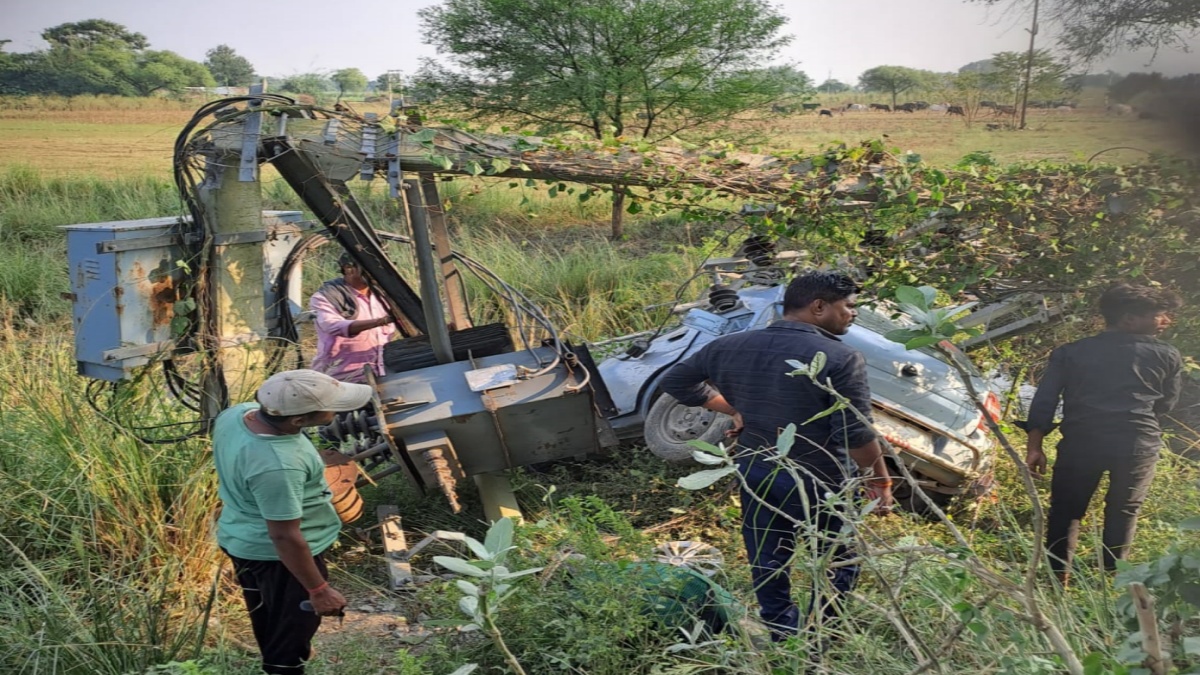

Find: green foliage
<box><xmin>203</xmin><ymin>45</ymin><xmax>255</xmax><ymax>87</ymax></box>
<box><xmin>0</xmin><ymin>20</ymin><xmax>213</xmax><ymax>96</ymax></box>
<box><xmin>330</xmin><ymin>68</ymin><xmax>368</xmax><ymax>95</ymax></box>
<box><xmin>858</xmin><ymin>65</ymin><xmax>942</xmax><ymax>107</ymax></box>
<box><xmin>42</xmin><ymin>19</ymin><xmax>149</xmax><ymax>50</ymax></box>
<box><xmin>817</xmin><ymin>78</ymin><xmax>852</xmax><ymax>94</ymax></box>
<box><xmin>988</xmin><ymin>50</ymin><xmax>1071</xmax><ymax>107</ymax></box>
<box><xmin>417</xmin><ymin>0</ymin><xmax>793</xmax><ymax>142</ymax></box>
<box><xmin>279</xmin><ymin>72</ymin><xmax>332</xmax><ymax>97</ymax></box>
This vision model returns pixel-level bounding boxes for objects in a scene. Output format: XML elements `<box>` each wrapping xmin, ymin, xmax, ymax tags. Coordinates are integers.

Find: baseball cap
<box><xmin>256</xmin><ymin>369</ymin><xmax>374</xmax><ymax>416</ymax></box>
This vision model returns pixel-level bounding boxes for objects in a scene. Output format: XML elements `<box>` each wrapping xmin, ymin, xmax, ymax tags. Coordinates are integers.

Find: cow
<box><xmin>802</xmin><ymin>102</ymin><xmax>822</xmax><ymax>111</ymax></box>
<box><xmin>1107</xmin><ymin>104</ymin><xmax>1133</xmax><ymax>116</ymax></box>
<box><xmin>845</xmin><ymin>103</ymin><xmax>867</xmax><ymax>111</ymax></box>
<box><xmin>928</xmin><ymin>103</ymin><xmax>947</xmax><ymax>112</ymax></box>
<box><xmin>895</xmin><ymin>103</ymin><xmax>917</xmax><ymax>113</ymax></box>
<box><xmin>1055</xmin><ymin>105</ymin><xmax>1074</xmax><ymax>113</ymax></box>
<box><xmin>819</xmin><ymin>109</ymin><xmax>834</xmax><ymax>117</ymax></box>
<box><xmin>771</xmin><ymin>104</ymin><xmax>793</xmax><ymax>114</ymax></box>
<box><xmin>946</xmin><ymin>105</ymin><xmax>965</xmax><ymax>116</ymax></box>
<box><xmin>912</xmin><ymin>101</ymin><xmax>930</xmax><ymax>110</ymax></box>
<box><xmin>869</xmin><ymin>103</ymin><xmax>891</xmax><ymax>112</ymax></box>
<box><xmin>980</xmin><ymin>100</ymin><xmax>997</xmax><ymax>109</ymax></box>
<box><xmin>994</xmin><ymin>105</ymin><xmax>1016</xmax><ymax>116</ymax></box>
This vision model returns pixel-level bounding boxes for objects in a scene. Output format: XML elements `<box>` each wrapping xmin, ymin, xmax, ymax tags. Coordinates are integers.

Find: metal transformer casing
<box><xmin>374</xmin><ymin>347</ymin><xmax>603</xmax><ymax>475</ymax></box>
<box><xmin>62</xmin><ymin>211</ymin><xmax>310</xmax><ymax>381</ymax></box>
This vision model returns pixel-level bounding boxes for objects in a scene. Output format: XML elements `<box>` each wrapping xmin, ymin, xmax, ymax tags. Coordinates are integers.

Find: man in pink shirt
<box><xmin>309</xmin><ymin>253</ymin><xmax>396</xmax><ymax>383</ymax></box>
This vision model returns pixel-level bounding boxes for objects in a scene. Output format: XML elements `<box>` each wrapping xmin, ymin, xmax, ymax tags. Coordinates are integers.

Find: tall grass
<box><xmin>0</xmin><ymin>315</ymin><xmax>224</xmax><ymax>674</ymax></box>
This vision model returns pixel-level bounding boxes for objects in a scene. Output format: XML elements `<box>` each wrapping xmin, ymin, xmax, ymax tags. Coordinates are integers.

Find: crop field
<box><xmin>0</xmin><ymin>96</ymin><xmax>1179</xmax><ymax>177</ymax></box>
<box><xmin>2</xmin><ymin>94</ymin><xmax>1200</xmax><ymax>674</ymax></box>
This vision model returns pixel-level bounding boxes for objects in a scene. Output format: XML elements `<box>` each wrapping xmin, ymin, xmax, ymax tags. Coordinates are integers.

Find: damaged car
<box><xmin>597</xmin><ymin>238</ymin><xmax>998</xmax><ymax>510</ymax></box>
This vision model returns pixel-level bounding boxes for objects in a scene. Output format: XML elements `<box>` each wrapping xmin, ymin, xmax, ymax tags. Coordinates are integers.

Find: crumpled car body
<box><xmin>598</xmin><ymin>283</ymin><xmax>997</xmax><ymax>504</ymax></box>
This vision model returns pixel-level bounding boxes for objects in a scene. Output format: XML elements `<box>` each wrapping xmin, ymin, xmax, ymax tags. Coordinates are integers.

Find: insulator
<box><xmin>708</xmin><ymin>284</ymin><xmax>739</xmax><ymax>312</ymax></box>
<box><xmin>740</xmin><ymin>235</ymin><xmax>776</xmax><ymax>267</ymax></box>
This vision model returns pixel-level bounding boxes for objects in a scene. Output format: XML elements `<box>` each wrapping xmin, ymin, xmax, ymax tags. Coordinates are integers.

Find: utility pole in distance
<box><xmin>386</xmin><ymin>70</ymin><xmax>404</xmax><ymax>108</ymax></box>
<box><xmin>1019</xmin><ymin>0</ymin><xmax>1040</xmax><ymax>130</ymax></box>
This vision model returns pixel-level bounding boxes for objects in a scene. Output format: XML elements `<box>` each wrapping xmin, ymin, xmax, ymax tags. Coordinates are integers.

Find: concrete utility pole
<box><xmin>386</xmin><ymin>70</ymin><xmax>404</xmax><ymax>108</ymax></box>
<box><xmin>1019</xmin><ymin>0</ymin><xmax>1040</xmax><ymax>130</ymax></box>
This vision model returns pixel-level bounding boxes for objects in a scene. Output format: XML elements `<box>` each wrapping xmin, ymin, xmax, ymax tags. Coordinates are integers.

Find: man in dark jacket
<box><xmin>1026</xmin><ymin>284</ymin><xmax>1183</xmax><ymax>580</ymax></box>
<box><xmin>660</xmin><ymin>272</ymin><xmax>892</xmax><ymax>641</ymax></box>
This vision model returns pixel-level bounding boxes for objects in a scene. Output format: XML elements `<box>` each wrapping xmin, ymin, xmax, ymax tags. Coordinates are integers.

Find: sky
<box><xmin>3</xmin><ymin>0</ymin><xmax>1197</xmax><ymax>84</ymax></box>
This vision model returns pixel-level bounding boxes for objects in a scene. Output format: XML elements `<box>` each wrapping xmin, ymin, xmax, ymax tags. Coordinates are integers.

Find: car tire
<box><xmin>891</xmin><ymin>479</ymin><xmax>955</xmax><ymax>517</ymax></box>
<box><xmin>643</xmin><ymin>394</ymin><xmax>734</xmax><ymax>463</ymax></box>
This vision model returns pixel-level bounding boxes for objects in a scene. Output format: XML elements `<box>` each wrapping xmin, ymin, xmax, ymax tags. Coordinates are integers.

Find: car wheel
<box><xmin>643</xmin><ymin>394</ymin><xmax>734</xmax><ymax>463</ymax></box>
<box><xmin>891</xmin><ymin>479</ymin><xmax>954</xmax><ymax>517</ymax></box>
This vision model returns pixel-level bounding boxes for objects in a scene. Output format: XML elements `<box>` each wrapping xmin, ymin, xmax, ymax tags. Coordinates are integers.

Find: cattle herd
<box><xmin>783</xmin><ymin>99</ymin><xmax>1080</xmax><ymax>118</ymax></box>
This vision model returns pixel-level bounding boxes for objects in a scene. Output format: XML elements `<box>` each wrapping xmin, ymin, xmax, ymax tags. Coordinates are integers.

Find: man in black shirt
<box><xmin>1026</xmin><ymin>284</ymin><xmax>1183</xmax><ymax>580</ymax></box>
<box><xmin>660</xmin><ymin>272</ymin><xmax>892</xmax><ymax>641</ymax></box>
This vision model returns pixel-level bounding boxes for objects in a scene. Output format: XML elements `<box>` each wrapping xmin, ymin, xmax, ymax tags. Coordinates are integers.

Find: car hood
<box><xmin>842</xmin><ymin>318</ymin><xmax>984</xmax><ymax>438</ymax></box>
<box><xmin>738</xmin><ymin>286</ymin><xmax>986</xmax><ymax>438</ymax></box>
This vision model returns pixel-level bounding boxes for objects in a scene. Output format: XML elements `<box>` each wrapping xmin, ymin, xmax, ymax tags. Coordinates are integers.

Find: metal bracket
<box><xmin>238</xmin><ymin>83</ymin><xmax>265</xmax><ymax>182</ymax></box>
<box><xmin>322</xmin><ymin>119</ymin><xmax>340</xmax><ymax>145</ymax></box>
<box><xmin>96</xmin><ymin>232</ymin><xmax>183</xmax><ymax>254</ymax></box>
<box><xmin>387</xmin><ymin>130</ymin><xmax>403</xmax><ymax>198</ymax></box>
<box><xmin>360</xmin><ymin>112</ymin><xmax>378</xmax><ymax>181</ymax></box>
<box><xmin>211</xmin><ymin>230</ymin><xmax>267</xmax><ymax>247</ymax></box>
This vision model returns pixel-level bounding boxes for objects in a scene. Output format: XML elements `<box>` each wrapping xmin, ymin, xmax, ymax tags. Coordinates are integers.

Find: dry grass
<box><xmin>0</xmin><ymin>97</ymin><xmax>1179</xmax><ymax>177</ymax></box>
<box><xmin>758</xmin><ymin>106</ymin><xmax>1179</xmax><ymax>166</ymax></box>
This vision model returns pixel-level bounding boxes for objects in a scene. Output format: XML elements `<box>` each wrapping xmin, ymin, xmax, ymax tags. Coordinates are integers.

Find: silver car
<box><xmin>597</xmin><ymin>257</ymin><xmax>998</xmax><ymax>510</ymax></box>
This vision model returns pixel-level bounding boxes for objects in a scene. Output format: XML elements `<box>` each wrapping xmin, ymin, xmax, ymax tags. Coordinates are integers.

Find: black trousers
<box><xmin>739</xmin><ymin>461</ymin><xmax>858</xmax><ymax>641</ymax></box>
<box><xmin>1046</xmin><ymin>444</ymin><xmax>1158</xmax><ymax>575</ymax></box>
<box><xmin>225</xmin><ymin>550</ymin><xmax>329</xmax><ymax>674</ymax></box>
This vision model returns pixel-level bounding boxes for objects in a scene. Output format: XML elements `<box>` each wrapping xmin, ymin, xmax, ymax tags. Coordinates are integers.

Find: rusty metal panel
<box><xmin>63</xmin><ymin>211</ymin><xmax>307</xmax><ymax>381</ymax></box>
<box><xmin>63</xmin><ymin>217</ymin><xmax>187</xmax><ymax>380</ymax></box>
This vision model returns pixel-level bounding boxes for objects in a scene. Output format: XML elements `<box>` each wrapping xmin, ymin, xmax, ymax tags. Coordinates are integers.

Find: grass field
<box><xmin>2</xmin><ymin>94</ymin><xmax>1200</xmax><ymax>674</ymax></box>
<box><xmin>0</xmin><ymin>100</ymin><xmax>1180</xmax><ymax>176</ymax></box>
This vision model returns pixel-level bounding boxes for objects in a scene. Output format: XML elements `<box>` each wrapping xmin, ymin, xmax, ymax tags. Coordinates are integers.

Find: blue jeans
<box><xmin>739</xmin><ymin>461</ymin><xmax>859</xmax><ymax>640</ymax></box>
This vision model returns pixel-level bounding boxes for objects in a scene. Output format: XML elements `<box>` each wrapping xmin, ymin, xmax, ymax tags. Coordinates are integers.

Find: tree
<box><xmin>959</xmin><ymin>59</ymin><xmax>998</xmax><ymax>74</ymax></box>
<box><xmin>417</xmin><ymin>0</ymin><xmax>791</xmax><ymax>239</ymax></box>
<box><xmin>817</xmin><ymin>79</ymin><xmax>851</xmax><ymax>94</ymax></box>
<box><xmin>942</xmin><ymin>71</ymin><xmax>991</xmax><ymax>127</ymax></box>
<box><xmin>966</xmin><ymin>0</ymin><xmax>1200</xmax><ymax>61</ymax></box>
<box><xmin>0</xmin><ymin>20</ymin><xmax>212</xmax><ymax>96</ymax></box>
<box><xmin>1108</xmin><ymin>72</ymin><xmax>1165</xmax><ymax>103</ymax></box>
<box><xmin>42</xmin><ymin>19</ymin><xmax>149</xmax><ymax>50</ymax></box>
<box><xmin>987</xmin><ymin>50</ymin><xmax>1069</xmax><ymax>108</ymax></box>
<box><xmin>204</xmin><ymin>45</ymin><xmax>255</xmax><ymax>87</ymax></box>
<box><xmin>331</xmin><ymin>67</ymin><xmax>367</xmax><ymax>95</ymax></box>
<box><xmin>280</xmin><ymin>72</ymin><xmax>332</xmax><ymax>97</ymax></box>
<box><xmin>124</xmin><ymin>50</ymin><xmax>215</xmax><ymax>95</ymax></box>
<box><xmin>858</xmin><ymin>66</ymin><xmax>937</xmax><ymax>108</ymax></box>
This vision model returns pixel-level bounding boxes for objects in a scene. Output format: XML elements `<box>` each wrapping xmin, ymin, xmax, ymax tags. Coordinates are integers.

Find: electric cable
<box><xmin>622</xmin><ymin>219</ymin><xmax>752</xmax><ymax>357</ymax></box>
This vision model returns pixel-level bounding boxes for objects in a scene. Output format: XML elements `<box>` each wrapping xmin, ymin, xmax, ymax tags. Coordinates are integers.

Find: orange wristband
<box><xmin>307</xmin><ymin>581</ymin><xmax>329</xmax><ymax>594</ymax></box>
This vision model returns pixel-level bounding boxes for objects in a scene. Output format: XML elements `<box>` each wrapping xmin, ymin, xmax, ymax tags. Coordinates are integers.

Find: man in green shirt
<box><xmin>213</xmin><ymin>369</ymin><xmax>373</xmax><ymax>673</ymax></box>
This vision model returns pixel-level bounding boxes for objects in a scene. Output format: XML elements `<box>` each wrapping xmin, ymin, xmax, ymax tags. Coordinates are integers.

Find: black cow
<box><xmin>946</xmin><ymin>105</ymin><xmax>965</xmax><ymax>116</ymax></box>
<box><xmin>912</xmin><ymin>101</ymin><xmax>930</xmax><ymax>110</ymax></box>
<box><xmin>896</xmin><ymin>103</ymin><xmax>917</xmax><ymax>113</ymax></box>
<box><xmin>802</xmin><ymin>102</ymin><xmax>821</xmax><ymax>111</ymax></box>
<box><xmin>869</xmin><ymin>103</ymin><xmax>891</xmax><ymax>112</ymax></box>
<box><xmin>818</xmin><ymin>109</ymin><xmax>833</xmax><ymax>117</ymax></box>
